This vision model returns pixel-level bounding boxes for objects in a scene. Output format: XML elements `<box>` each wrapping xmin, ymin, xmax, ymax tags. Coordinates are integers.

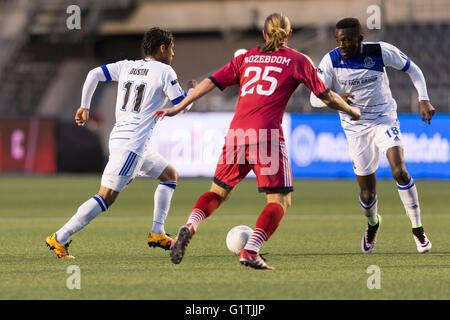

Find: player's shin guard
<box><xmin>397</xmin><ymin>177</ymin><xmax>422</xmax><ymax>227</ymax></box>
<box><xmin>55</xmin><ymin>194</ymin><xmax>108</xmax><ymax>245</ymax></box>
<box><xmin>244</xmin><ymin>203</ymin><xmax>285</xmax><ymax>253</ymax></box>
<box><xmin>186</xmin><ymin>192</ymin><xmax>222</xmax><ymax>231</ymax></box>
<box><xmin>359</xmin><ymin>194</ymin><xmax>378</xmax><ymax>226</ymax></box>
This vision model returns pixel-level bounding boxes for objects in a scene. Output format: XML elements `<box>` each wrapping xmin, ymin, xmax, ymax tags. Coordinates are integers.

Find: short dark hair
<box><xmin>142</xmin><ymin>27</ymin><xmax>174</xmax><ymax>56</ymax></box>
<box><xmin>336</xmin><ymin>17</ymin><xmax>361</xmax><ymax>31</ymax></box>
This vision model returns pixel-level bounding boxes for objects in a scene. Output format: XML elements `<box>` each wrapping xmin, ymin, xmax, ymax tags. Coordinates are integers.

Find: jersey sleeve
<box><xmin>99</xmin><ymin>59</ymin><xmax>129</xmax><ymax>82</ymax></box>
<box><xmin>209</xmin><ymin>55</ymin><xmax>243</xmax><ymax>90</ymax></box>
<box><xmin>163</xmin><ymin>66</ymin><xmax>187</xmax><ymax>105</ymax></box>
<box><xmin>294</xmin><ymin>54</ymin><xmax>330</xmax><ymax>98</ymax></box>
<box><xmin>380</xmin><ymin>42</ymin><xmax>411</xmax><ymax>72</ymax></box>
<box><xmin>316</xmin><ymin>54</ymin><xmax>334</xmax><ymax>89</ymax></box>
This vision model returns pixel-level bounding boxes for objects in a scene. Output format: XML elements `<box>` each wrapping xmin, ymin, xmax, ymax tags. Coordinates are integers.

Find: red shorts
<box><xmin>213</xmin><ymin>141</ymin><xmax>293</xmax><ymax>194</ymax></box>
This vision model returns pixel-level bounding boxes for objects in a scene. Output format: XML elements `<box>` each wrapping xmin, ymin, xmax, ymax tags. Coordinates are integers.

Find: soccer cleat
<box><xmin>147</xmin><ymin>232</ymin><xmax>174</xmax><ymax>251</ymax></box>
<box><xmin>170</xmin><ymin>224</ymin><xmax>195</xmax><ymax>264</ymax></box>
<box><xmin>361</xmin><ymin>215</ymin><xmax>381</xmax><ymax>254</ymax></box>
<box><xmin>412</xmin><ymin>226</ymin><xmax>432</xmax><ymax>253</ymax></box>
<box><xmin>239</xmin><ymin>249</ymin><xmax>275</xmax><ymax>270</ymax></box>
<box><xmin>45</xmin><ymin>233</ymin><xmax>75</xmax><ymax>259</ymax></box>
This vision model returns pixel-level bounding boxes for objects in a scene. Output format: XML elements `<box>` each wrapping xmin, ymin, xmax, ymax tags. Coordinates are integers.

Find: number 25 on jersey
<box><xmin>240</xmin><ymin>66</ymin><xmax>282</xmax><ymax>97</ymax></box>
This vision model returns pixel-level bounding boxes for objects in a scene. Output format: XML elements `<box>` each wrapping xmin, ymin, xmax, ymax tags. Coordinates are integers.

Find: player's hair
<box><xmin>142</xmin><ymin>27</ymin><xmax>174</xmax><ymax>56</ymax></box>
<box><xmin>335</xmin><ymin>18</ymin><xmax>362</xmax><ymax>32</ymax></box>
<box><xmin>258</xmin><ymin>13</ymin><xmax>291</xmax><ymax>53</ymax></box>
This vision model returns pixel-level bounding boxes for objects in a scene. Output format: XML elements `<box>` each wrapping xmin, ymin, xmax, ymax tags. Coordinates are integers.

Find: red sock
<box><xmin>187</xmin><ymin>192</ymin><xmax>222</xmax><ymax>230</ymax></box>
<box><xmin>244</xmin><ymin>203</ymin><xmax>285</xmax><ymax>253</ymax></box>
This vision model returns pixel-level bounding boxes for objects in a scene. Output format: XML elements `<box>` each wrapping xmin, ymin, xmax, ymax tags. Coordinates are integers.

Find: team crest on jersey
<box><xmin>363</xmin><ymin>56</ymin><xmax>375</xmax><ymax>68</ymax></box>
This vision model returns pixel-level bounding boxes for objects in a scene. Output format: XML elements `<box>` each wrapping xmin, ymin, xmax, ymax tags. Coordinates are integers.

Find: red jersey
<box><xmin>210</xmin><ymin>46</ymin><xmax>329</xmax><ymax>145</ymax></box>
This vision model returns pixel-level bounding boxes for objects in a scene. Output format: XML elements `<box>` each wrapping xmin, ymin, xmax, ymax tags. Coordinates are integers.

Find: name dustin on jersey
<box><xmin>245</xmin><ymin>55</ymin><xmax>291</xmax><ymax>66</ymax></box>
<box><xmin>129</xmin><ymin>68</ymin><xmax>149</xmax><ymax>76</ymax></box>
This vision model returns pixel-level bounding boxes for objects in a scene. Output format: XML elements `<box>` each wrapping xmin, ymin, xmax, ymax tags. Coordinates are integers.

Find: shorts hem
<box><xmin>258</xmin><ymin>186</ymin><xmax>293</xmax><ymax>194</ymax></box>
<box><xmin>213</xmin><ymin>177</ymin><xmax>234</xmax><ymax>190</ymax></box>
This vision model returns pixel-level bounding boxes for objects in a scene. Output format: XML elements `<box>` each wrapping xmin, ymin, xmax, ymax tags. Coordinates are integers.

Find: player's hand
<box><xmin>151</xmin><ymin>107</ymin><xmax>180</xmax><ymax>121</ymax></box>
<box><xmin>419</xmin><ymin>100</ymin><xmax>436</xmax><ymax>125</ymax></box>
<box><xmin>187</xmin><ymin>80</ymin><xmax>198</xmax><ymax>89</ymax></box>
<box><xmin>75</xmin><ymin>107</ymin><xmax>89</xmax><ymax>126</ymax></box>
<box><xmin>349</xmin><ymin>106</ymin><xmax>361</xmax><ymax>121</ymax></box>
<box><xmin>340</xmin><ymin>93</ymin><xmax>354</xmax><ymax>104</ymax></box>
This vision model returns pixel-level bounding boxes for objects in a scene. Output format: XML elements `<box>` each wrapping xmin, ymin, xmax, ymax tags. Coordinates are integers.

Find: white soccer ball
<box><xmin>234</xmin><ymin>48</ymin><xmax>248</xmax><ymax>57</ymax></box>
<box><xmin>226</xmin><ymin>225</ymin><xmax>253</xmax><ymax>255</ymax></box>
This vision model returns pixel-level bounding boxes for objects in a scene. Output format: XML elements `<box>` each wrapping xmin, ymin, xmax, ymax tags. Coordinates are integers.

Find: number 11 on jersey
<box><xmin>121</xmin><ymin>82</ymin><xmax>147</xmax><ymax>113</ymax></box>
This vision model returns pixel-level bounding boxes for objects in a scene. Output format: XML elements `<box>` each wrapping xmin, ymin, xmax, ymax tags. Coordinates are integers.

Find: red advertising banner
<box><xmin>0</xmin><ymin>118</ymin><xmax>57</xmax><ymax>173</ymax></box>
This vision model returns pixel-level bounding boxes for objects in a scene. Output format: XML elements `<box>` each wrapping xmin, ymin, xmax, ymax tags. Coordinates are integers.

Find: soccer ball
<box><xmin>226</xmin><ymin>225</ymin><xmax>253</xmax><ymax>255</ymax></box>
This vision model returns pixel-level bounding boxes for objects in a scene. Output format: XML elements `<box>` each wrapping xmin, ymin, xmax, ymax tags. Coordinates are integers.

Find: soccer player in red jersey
<box><xmin>153</xmin><ymin>13</ymin><xmax>361</xmax><ymax>269</ymax></box>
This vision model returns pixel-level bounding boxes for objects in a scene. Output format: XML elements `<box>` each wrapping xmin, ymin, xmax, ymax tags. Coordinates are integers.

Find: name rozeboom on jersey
<box><xmin>244</xmin><ymin>55</ymin><xmax>292</xmax><ymax>66</ymax></box>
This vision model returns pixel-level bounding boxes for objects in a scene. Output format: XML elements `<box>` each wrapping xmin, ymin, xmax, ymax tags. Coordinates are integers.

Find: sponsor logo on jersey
<box><xmin>339</xmin><ymin>76</ymin><xmax>378</xmax><ymax>86</ymax></box>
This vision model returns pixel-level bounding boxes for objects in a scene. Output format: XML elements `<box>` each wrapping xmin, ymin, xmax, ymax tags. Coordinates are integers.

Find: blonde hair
<box><xmin>259</xmin><ymin>13</ymin><xmax>291</xmax><ymax>53</ymax></box>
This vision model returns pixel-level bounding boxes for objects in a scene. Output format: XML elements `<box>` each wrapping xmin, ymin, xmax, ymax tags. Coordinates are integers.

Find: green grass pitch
<box><xmin>0</xmin><ymin>175</ymin><xmax>449</xmax><ymax>299</ymax></box>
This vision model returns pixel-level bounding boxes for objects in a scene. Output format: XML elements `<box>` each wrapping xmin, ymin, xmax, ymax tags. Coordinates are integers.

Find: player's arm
<box><xmin>380</xmin><ymin>42</ymin><xmax>436</xmax><ymax>124</ymax></box>
<box><xmin>76</xmin><ymin>62</ymin><xmax>125</xmax><ymax>126</ymax></box>
<box><xmin>152</xmin><ymin>78</ymin><xmax>216</xmax><ymax>120</ymax></box>
<box><xmin>76</xmin><ymin>67</ymin><xmax>105</xmax><ymax>126</ymax></box>
<box><xmin>319</xmin><ymin>90</ymin><xmax>360</xmax><ymax>120</ymax></box>
<box><xmin>405</xmin><ymin>61</ymin><xmax>436</xmax><ymax>124</ymax></box>
<box><xmin>302</xmin><ymin>55</ymin><xmax>360</xmax><ymax>120</ymax></box>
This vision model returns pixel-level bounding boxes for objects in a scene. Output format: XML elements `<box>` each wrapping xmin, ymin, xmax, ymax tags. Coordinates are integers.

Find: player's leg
<box><xmin>386</xmin><ymin>146</ymin><xmax>431</xmax><ymax>252</ymax></box>
<box><xmin>347</xmin><ymin>132</ymin><xmax>381</xmax><ymax>254</ymax></box>
<box><xmin>46</xmin><ymin>149</ymin><xmax>139</xmax><ymax>258</ymax></box>
<box><xmin>240</xmin><ymin>140</ymin><xmax>292</xmax><ymax>269</ymax></box>
<box><xmin>240</xmin><ymin>192</ymin><xmax>290</xmax><ymax>270</ymax></box>
<box><xmin>170</xmin><ymin>182</ymin><xmax>233</xmax><ymax>264</ymax></box>
<box><xmin>170</xmin><ymin>143</ymin><xmax>248</xmax><ymax>264</ymax></box>
<box><xmin>137</xmin><ymin>148</ymin><xmax>178</xmax><ymax>250</ymax></box>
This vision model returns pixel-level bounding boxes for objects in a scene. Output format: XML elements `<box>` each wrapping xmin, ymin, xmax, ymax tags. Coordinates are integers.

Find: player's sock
<box><xmin>397</xmin><ymin>177</ymin><xmax>422</xmax><ymax>227</ymax></box>
<box><xmin>186</xmin><ymin>192</ymin><xmax>222</xmax><ymax>231</ymax></box>
<box><xmin>359</xmin><ymin>194</ymin><xmax>378</xmax><ymax>226</ymax></box>
<box><xmin>151</xmin><ymin>181</ymin><xmax>176</xmax><ymax>234</ymax></box>
<box><xmin>244</xmin><ymin>203</ymin><xmax>285</xmax><ymax>253</ymax></box>
<box><xmin>55</xmin><ymin>194</ymin><xmax>108</xmax><ymax>245</ymax></box>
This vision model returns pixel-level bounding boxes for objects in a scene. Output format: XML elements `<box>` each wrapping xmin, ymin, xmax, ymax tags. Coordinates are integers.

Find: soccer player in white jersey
<box><xmin>310</xmin><ymin>18</ymin><xmax>436</xmax><ymax>254</ymax></box>
<box><xmin>45</xmin><ymin>27</ymin><xmax>196</xmax><ymax>259</ymax></box>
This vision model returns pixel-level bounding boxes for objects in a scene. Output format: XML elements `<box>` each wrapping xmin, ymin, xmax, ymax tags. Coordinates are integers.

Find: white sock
<box><xmin>151</xmin><ymin>181</ymin><xmax>176</xmax><ymax>234</ymax></box>
<box><xmin>55</xmin><ymin>194</ymin><xmax>108</xmax><ymax>245</ymax></box>
<box><xmin>397</xmin><ymin>178</ymin><xmax>422</xmax><ymax>227</ymax></box>
<box><xmin>359</xmin><ymin>194</ymin><xmax>378</xmax><ymax>225</ymax></box>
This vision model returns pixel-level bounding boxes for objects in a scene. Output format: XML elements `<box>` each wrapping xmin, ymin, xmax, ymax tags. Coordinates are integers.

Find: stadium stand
<box><xmin>0</xmin><ymin>0</ymin><xmax>448</xmax><ymax>124</ymax></box>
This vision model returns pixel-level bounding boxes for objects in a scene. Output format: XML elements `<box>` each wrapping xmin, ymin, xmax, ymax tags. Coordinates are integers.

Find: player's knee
<box><xmin>360</xmin><ymin>190</ymin><xmax>376</xmax><ymax>205</ymax></box>
<box><xmin>159</xmin><ymin>165</ymin><xmax>178</xmax><ymax>182</ymax></box>
<box><xmin>97</xmin><ymin>187</ymin><xmax>119</xmax><ymax>207</ymax></box>
<box><xmin>392</xmin><ymin>166</ymin><xmax>409</xmax><ymax>184</ymax></box>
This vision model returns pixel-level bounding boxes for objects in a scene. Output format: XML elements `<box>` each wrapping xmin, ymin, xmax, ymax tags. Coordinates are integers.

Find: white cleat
<box><xmin>412</xmin><ymin>227</ymin><xmax>432</xmax><ymax>253</ymax></box>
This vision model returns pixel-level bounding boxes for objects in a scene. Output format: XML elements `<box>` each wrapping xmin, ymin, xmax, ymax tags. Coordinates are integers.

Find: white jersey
<box><xmin>316</xmin><ymin>41</ymin><xmax>411</xmax><ymax>136</ymax></box>
<box><xmin>100</xmin><ymin>58</ymin><xmax>187</xmax><ymax>155</ymax></box>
